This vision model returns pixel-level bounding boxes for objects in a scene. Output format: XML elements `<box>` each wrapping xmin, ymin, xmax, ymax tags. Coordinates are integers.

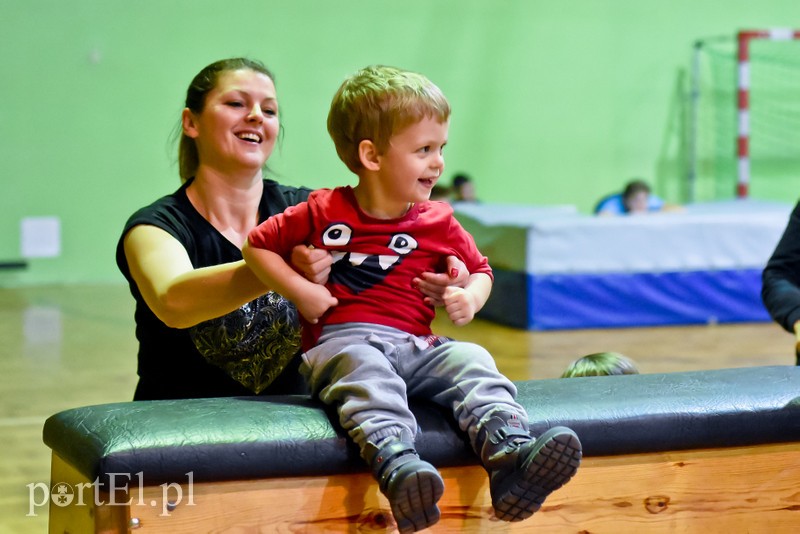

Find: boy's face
<box><xmin>376</xmin><ymin>117</ymin><xmax>448</xmax><ymax>205</ymax></box>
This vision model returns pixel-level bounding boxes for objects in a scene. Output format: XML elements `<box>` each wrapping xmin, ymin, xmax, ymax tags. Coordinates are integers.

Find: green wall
<box><xmin>2</xmin><ymin>0</ymin><xmax>799</xmax><ymax>286</ymax></box>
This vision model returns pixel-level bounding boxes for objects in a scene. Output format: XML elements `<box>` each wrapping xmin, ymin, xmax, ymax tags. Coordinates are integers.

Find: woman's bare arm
<box><xmin>123</xmin><ymin>225</ymin><xmax>269</xmax><ymax>328</ymax></box>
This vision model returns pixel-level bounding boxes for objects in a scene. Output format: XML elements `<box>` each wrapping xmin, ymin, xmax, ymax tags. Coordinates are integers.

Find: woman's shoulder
<box><xmin>124</xmin><ymin>183</ymin><xmax>193</xmax><ymax>231</ymax></box>
<box><xmin>262</xmin><ymin>179</ymin><xmax>313</xmax><ymax>204</ymax></box>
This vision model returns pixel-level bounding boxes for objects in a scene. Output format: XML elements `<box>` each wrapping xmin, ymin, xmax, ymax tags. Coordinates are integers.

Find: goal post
<box><xmin>736</xmin><ymin>28</ymin><xmax>800</xmax><ymax>198</ymax></box>
<box><xmin>689</xmin><ymin>29</ymin><xmax>800</xmax><ymax>201</ymax></box>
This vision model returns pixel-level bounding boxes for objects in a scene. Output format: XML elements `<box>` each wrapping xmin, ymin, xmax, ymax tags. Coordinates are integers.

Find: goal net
<box><xmin>689</xmin><ymin>29</ymin><xmax>800</xmax><ymax>201</ymax></box>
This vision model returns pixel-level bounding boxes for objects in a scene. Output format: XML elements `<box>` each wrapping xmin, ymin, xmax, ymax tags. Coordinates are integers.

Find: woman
<box><xmin>116</xmin><ymin>58</ymin><xmax>465</xmax><ymax>400</ymax></box>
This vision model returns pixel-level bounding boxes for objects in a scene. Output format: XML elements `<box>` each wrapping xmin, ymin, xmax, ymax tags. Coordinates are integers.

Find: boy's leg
<box><xmin>403</xmin><ymin>339</ymin><xmax>525</xmax><ymax>443</ymax></box>
<box><xmin>363</xmin><ymin>431</ymin><xmax>443</xmax><ymax>533</ymax></box>
<box><xmin>302</xmin><ymin>326</ymin><xmax>419</xmax><ymax>447</ymax></box>
<box><xmin>301</xmin><ymin>326</ymin><xmax>443</xmax><ymax>532</ymax></box>
<box><xmin>405</xmin><ymin>339</ymin><xmax>581</xmax><ymax>522</ymax></box>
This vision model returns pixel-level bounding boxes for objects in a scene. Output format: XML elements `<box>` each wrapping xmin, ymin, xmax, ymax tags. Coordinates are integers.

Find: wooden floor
<box><xmin>0</xmin><ymin>284</ymin><xmax>794</xmax><ymax>533</ymax></box>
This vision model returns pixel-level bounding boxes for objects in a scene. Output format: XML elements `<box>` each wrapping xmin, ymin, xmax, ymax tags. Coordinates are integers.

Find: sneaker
<box><xmin>490</xmin><ymin>426</ymin><xmax>582</xmax><ymax>521</ymax></box>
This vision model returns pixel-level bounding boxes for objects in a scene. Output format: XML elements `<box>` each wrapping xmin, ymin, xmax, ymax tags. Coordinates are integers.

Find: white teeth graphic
<box><xmin>349</xmin><ymin>253</ymin><xmax>368</xmax><ymax>266</ymax></box>
<box><xmin>378</xmin><ymin>255</ymin><xmax>399</xmax><ymax>270</ymax></box>
<box><xmin>332</xmin><ymin>251</ymin><xmax>347</xmax><ymax>263</ymax></box>
<box><xmin>344</xmin><ymin>252</ymin><xmax>399</xmax><ymax>270</ymax></box>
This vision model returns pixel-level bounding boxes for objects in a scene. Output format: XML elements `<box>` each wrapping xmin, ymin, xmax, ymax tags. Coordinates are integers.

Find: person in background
<box><xmin>430</xmin><ymin>183</ymin><xmax>451</xmax><ymax>202</ymax></box>
<box><xmin>451</xmin><ymin>173</ymin><xmax>478</xmax><ymax>202</ymax></box>
<box><xmin>561</xmin><ymin>352</ymin><xmax>640</xmax><ymax>378</ymax></box>
<box><xmin>243</xmin><ymin>65</ymin><xmax>581</xmax><ymax>533</ymax></box>
<box><xmin>762</xmin><ymin>200</ymin><xmax>800</xmax><ymax>365</ymax></box>
<box><xmin>594</xmin><ymin>179</ymin><xmax>665</xmax><ymax>216</ymax></box>
<box><xmin>116</xmin><ymin>58</ymin><xmax>467</xmax><ymax>401</ymax></box>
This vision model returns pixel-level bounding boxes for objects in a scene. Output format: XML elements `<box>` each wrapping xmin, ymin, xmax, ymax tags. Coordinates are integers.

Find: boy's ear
<box><xmin>358</xmin><ymin>140</ymin><xmax>381</xmax><ymax>171</ymax></box>
<box><xmin>181</xmin><ymin>108</ymin><xmax>199</xmax><ymax>139</ymax></box>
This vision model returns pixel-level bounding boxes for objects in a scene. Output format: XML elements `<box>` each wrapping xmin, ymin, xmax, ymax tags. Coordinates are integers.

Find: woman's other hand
<box><xmin>414</xmin><ymin>255</ymin><xmax>469</xmax><ymax>307</ymax></box>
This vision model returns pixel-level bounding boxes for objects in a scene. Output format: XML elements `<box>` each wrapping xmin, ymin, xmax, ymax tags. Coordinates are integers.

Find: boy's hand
<box><xmin>442</xmin><ymin>286</ymin><xmax>477</xmax><ymax>326</ymax></box>
<box><xmin>296</xmin><ymin>283</ymin><xmax>338</xmax><ymax>324</ymax></box>
<box><xmin>291</xmin><ymin>245</ymin><xmax>333</xmax><ymax>285</ymax></box>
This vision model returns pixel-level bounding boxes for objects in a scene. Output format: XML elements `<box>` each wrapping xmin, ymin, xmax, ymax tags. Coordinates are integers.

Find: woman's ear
<box><xmin>181</xmin><ymin>108</ymin><xmax>199</xmax><ymax>139</ymax></box>
<box><xmin>358</xmin><ymin>140</ymin><xmax>381</xmax><ymax>171</ymax></box>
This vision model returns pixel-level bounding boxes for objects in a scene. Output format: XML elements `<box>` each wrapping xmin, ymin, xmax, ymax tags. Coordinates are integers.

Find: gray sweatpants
<box><xmin>300</xmin><ymin>322</ymin><xmax>527</xmax><ymax>457</ymax></box>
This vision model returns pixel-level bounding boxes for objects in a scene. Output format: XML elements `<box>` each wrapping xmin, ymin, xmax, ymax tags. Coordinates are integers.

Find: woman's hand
<box><xmin>414</xmin><ymin>256</ymin><xmax>469</xmax><ymax>307</ymax></box>
<box><xmin>291</xmin><ymin>245</ymin><xmax>333</xmax><ymax>284</ymax></box>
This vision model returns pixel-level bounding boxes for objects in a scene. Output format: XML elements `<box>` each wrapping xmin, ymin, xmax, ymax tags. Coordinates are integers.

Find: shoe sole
<box><xmin>492</xmin><ymin>426</ymin><xmax>582</xmax><ymax>521</ymax></box>
<box><xmin>387</xmin><ymin>461</ymin><xmax>445</xmax><ymax>533</ymax></box>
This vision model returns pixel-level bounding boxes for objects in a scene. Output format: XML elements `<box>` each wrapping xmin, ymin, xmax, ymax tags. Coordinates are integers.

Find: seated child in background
<box><xmin>243</xmin><ymin>65</ymin><xmax>581</xmax><ymax>533</ymax></box>
<box><xmin>561</xmin><ymin>352</ymin><xmax>640</xmax><ymax>378</ymax></box>
<box><xmin>429</xmin><ymin>183</ymin><xmax>451</xmax><ymax>202</ymax></box>
<box><xmin>451</xmin><ymin>173</ymin><xmax>478</xmax><ymax>202</ymax></box>
<box><xmin>594</xmin><ymin>179</ymin><xmax>665</xmax><ymax>216</ymax></box>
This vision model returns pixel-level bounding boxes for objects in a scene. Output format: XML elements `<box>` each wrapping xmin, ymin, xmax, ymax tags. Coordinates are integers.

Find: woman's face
<box><xmin>184</xmin><ymin>69</ymin><xmax>279</xmax><ymax>175</ymax></box>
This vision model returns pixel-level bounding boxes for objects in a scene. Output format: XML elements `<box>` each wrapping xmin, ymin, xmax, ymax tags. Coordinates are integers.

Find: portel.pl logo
<box><xmin>27</xmin><ymin>472</ymin><xmax>195</xmax><ymax>517</ymax></box>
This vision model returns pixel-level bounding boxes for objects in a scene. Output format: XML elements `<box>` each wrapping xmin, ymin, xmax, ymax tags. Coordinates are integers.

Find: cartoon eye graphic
<box><xmin>322</xmin><ymin>223</ymin><xmax>352</xmax><ymax>247</ymax></box>
<box><xmin>387</xmin><ymin>233</ymin><xmax>418</xmax><ymax>255</ymax></box>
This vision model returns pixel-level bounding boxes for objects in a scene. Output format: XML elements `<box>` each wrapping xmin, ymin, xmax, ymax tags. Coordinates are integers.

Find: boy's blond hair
<box><xmin>327</xmin><ymin>65</ymin><xmax>451</xmax><ymax>173</ymax></box>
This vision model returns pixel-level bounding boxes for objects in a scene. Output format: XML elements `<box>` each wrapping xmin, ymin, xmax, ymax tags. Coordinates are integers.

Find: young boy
<box><xmin>242</xmin><ymin>65</ymin><xmax>581</xmax><ymax>532</ymax></box>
